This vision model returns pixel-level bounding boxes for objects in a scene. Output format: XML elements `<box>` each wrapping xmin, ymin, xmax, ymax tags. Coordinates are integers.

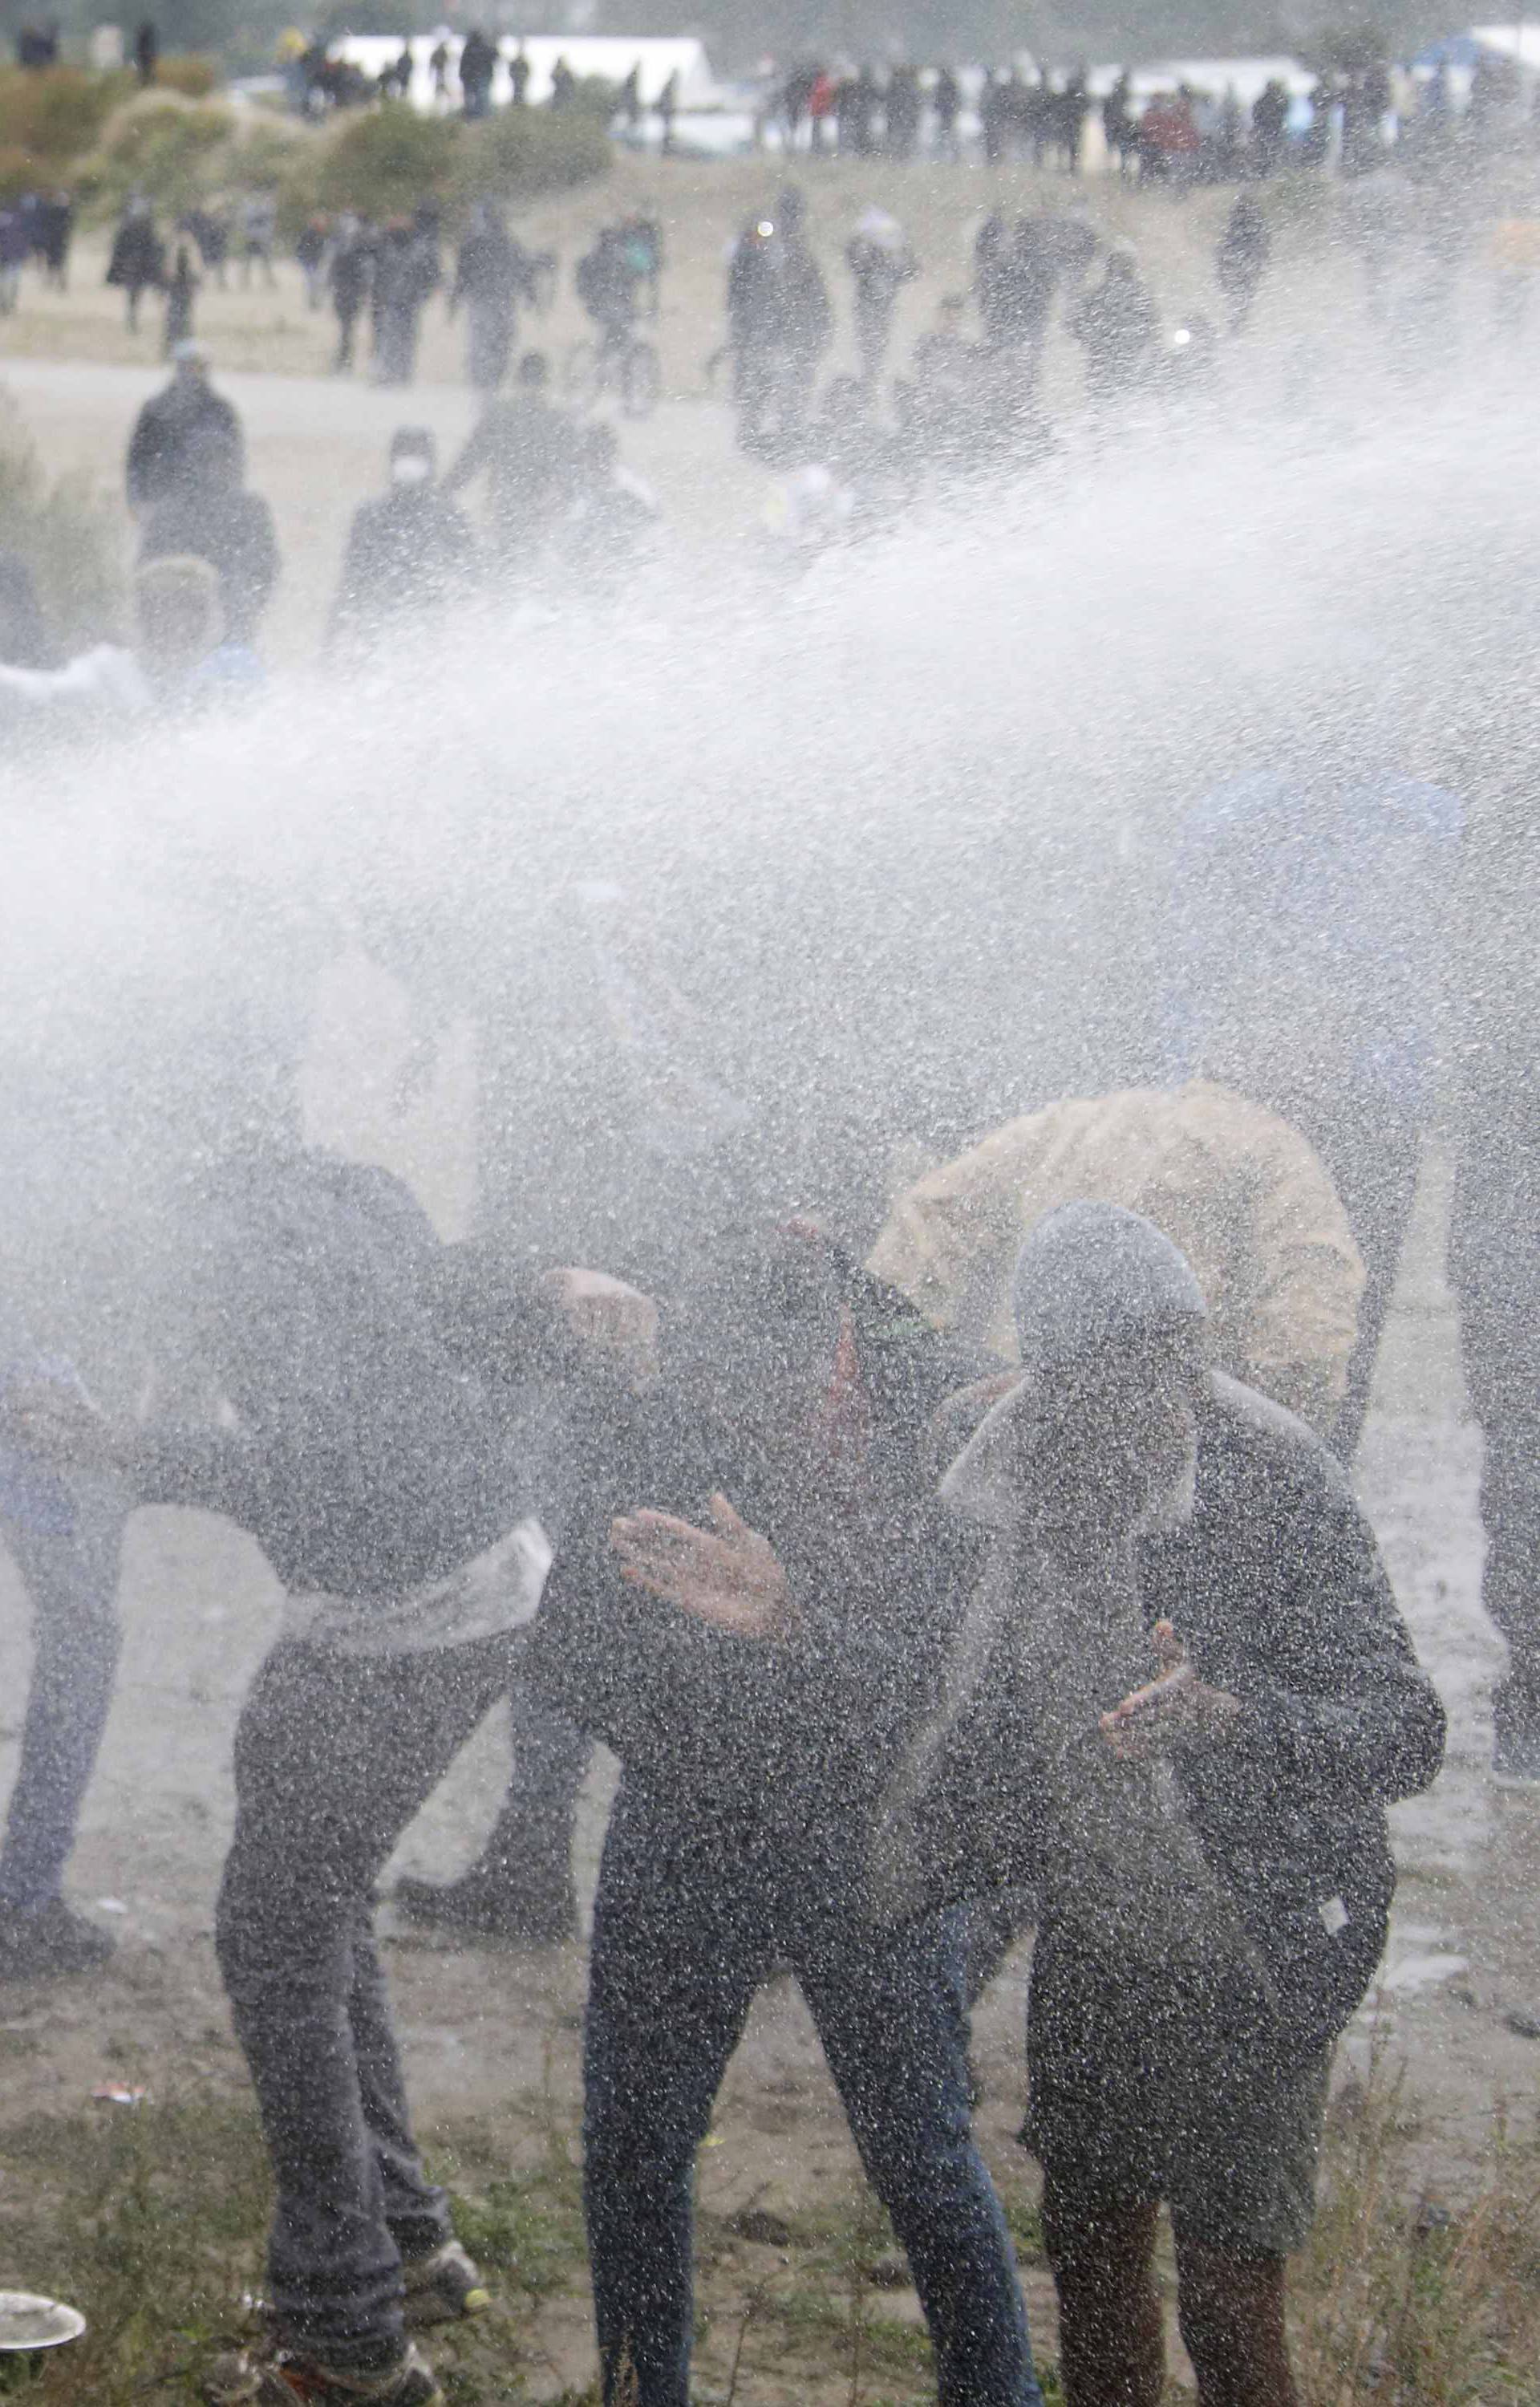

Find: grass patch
<box><xmin>2</xmin><ymin>2054</ymin><xmax>1540</xmax><ymax>2404</ymax></box>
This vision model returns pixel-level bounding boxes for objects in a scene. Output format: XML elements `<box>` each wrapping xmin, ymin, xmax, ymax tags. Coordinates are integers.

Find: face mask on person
<box><xmin>392</xmin><ymin>454</ymin><xmax>432</xmax><ymax>486</ymax></box>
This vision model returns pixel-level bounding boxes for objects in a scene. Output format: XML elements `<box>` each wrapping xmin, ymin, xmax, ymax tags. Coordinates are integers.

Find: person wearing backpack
<box><xmin>19</xmin><ymin>1150</ymin><xmax>646</xmax><ymax>2407</ymax></box>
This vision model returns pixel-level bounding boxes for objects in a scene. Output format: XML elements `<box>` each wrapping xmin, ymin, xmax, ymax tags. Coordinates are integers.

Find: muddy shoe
<box><xmin>394</xmin><ymin>1869</ymin><xmax>575</xmax><ymax>1945</ymax></box>
<box><xmin>402</xmin><ymin>2242</ymin><xmax>490</xmax><ymax>2329</ymax></box>
<box><xmin>0</xmin><ymin>1899</ymin><xmax>115</xmax><ymax>1981</ymax></box>
<box><xmin>205</xmin><ymin>2340</ymin><xmax>442</xmax><ymax>2407</ymax></box>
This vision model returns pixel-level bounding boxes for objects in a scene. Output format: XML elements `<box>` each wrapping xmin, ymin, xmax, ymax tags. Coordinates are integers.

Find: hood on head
<box><xmin>1011</xmin><ymin>1201</ymin><xmax>1207</xmax><ymax>1376</ymax></box>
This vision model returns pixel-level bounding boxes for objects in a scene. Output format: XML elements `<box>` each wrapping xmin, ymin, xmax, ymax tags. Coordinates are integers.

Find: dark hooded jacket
<box><xmin>524</xmin><ymin>1245</ymin><xmax>989</xmax><ymax>1833</ymax></box>
<box><xmin>907</xmin><ymin>1203</ymin><xmax>1445</xmax><ymax>2049</ymax></box>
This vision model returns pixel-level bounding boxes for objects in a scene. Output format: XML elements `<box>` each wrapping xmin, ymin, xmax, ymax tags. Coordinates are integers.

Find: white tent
<box><xmin>335</xmin><ymin>31</ymin><xmax>717</xmax><ymax>111</ymax></box>
<box><xmin>1466</xmin><ymin>22</ymin><xmax>1540</xmax><ymax>83</ymax></box>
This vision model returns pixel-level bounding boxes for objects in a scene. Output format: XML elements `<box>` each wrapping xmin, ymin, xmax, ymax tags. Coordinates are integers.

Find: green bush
<box><xmin>153</xmin><ymin>52</ymin><xmax>221</xmax><ymax>98</ymax></box>
<box><xmin>314</xmin><ymin>99</ymin><xmax>460</xmax><ymax>217</ymax></box>
<box><xmin>456</xmin><ymin>101</ymin><xmax>610</xmax><ymax>203</ymax></box>
<box><xmin>0</xmin><ymin>65</ymin><xmax>131</xmax><ymax>177</ymax></box>
<box><xmin>0</xmin><ymin>394</ymin><xmax>124</xmax><ymax>650</ymax></box>
<box><xmin>83</xmin><ymin>91</ymin><xmax>235</xmax><ymax>216</ymax></box>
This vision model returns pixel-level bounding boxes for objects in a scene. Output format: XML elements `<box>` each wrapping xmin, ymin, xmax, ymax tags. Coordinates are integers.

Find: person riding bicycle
<box><xmin>574</xmin><ymin>218</ymin><xmax>661</xmax><ymax>351</ymax></box>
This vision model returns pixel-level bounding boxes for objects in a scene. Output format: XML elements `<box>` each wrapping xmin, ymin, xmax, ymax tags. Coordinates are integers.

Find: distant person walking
<box><xmin>845</xmin><ymin>208</ymin><xmax>918</xmax><ymax>387</ymax></box>
<box><xmin>329</xmin><ymin>216</ymin><xmax>373</xmax><ymax>372</ymax></box>
<box><xmin>296</xmin><ymin>214</ymin><xmax>330</xmax><ymax>311</ymax></box>
<box><xmin>1068</xmin><ymin>250</ymin><xmax>1159</xmax><ymax>400</ymax></box>
<box><xmin>107</xmin><ymin>198</ymin><xmax>164</xmax><ymax>334</ymax></box>
<box><xmin>241</xmin><ymin>194</ymin><xmax>278</xmax><ymax>290</ymax></box>
<box><xmin>38</xmin><ymin>189</ymin><xmax>72</xmax><ymax>290</ymax></box>
<box><xmin>726</xmin><ymin>187</ymin><xmax>832</xmax><ymax>459</ymax></box>
<box><xmin>161</xmin><ymin>241</ymin><xmax>199</xmax><ymax>354</ymax></box>
<box><xmin>442</xmin><ymin>351</ymin><xmax>582</xmax><ymax>566</ymax></box>
<box><xmin>452</xmin><ymin>203</ymin><xmax>538</xmax><ymax>393</ymax></box>
<box><xmin>372</xmin><ymin>217</ymin><xmax>440</xmax><ymax>387</ymax></box>
<box><xmin>331</xmin><ymin>427</ymin><xmax>480</xmax><ymax>647</ymax></box>
<box><xmin>0</xmin><ymin>205</ymin><xmax>27</xmax><ymax>314</ymax></box>
<box><xmin>1216</xmin><ymin>192</ymin><xmax>1270</xmax><ymax>333</ymax></box>
<box><xmin>139</xmin><ymin>421</ymin><xmax>278</xmax><ymax>648</ymax></box>
<box><xmin>458</xmin><ymin>26</ymin><xmax>496</xmax><ymax>118</ymax></box>
<box><xmin>126</xmin><ymin>341</ymin><xmax>244</xmax><ymax>514</ymax></box>
<box><xmin>134</xmin><ymin>16</ymin><xmax>158</xmax><ymax>84</ymax></box>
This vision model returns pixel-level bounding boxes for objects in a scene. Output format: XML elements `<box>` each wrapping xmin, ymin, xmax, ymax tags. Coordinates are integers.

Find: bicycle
<box><xmin>563</xmin><ymin>318</ymin><xmax>661</xmax><ymax>420</ymax></box>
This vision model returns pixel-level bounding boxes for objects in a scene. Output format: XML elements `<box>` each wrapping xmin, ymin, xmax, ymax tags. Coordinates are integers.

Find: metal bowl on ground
<box><xmin>0</xmin><ymin>2292</ymin><xmax>87</xmax><ymax>2351</ymax></box>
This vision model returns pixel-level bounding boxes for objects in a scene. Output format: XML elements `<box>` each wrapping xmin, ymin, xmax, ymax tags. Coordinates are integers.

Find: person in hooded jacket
<box><xmin>139</xmin><ymin>416</ymin><xmax>278</xmax><ymax>647</ymax></box>
<box><xmin>330</xmin><ymin>427</ymin><xmax>479</xmax><ymax>649</ymax></box>
<box><xmin>1216</xmin><ymin>193</ymin><xmax>1271</xmax><ymax>333</ymax></box>
<box><xmin>524</xmin><ymin>1224</ymin><xmax>1047</xmax><ymax>2407</ymax></box>
<box><xmin>889</xmin><ymin>1204</ymin><xmax>1443</xmax><ymax>2407</ymax></box>
<box><xmin>127</xmin><ymin>342</ymin><xmax>244</xmax><ymax>513</ymax></box>
<box><xmin>845</xmin><ymin>209</ymin><xmax>918</xmax><ymax>385</ymax></box>
<box><xmin>107</xmin><ymin>197</ymin><xmax>164</xmax><ymax>331</ymax></box>
<box><xmin>867</xmin><ymin>1077</ymin><xmax>1364</xmax><ymax>1441</ymax></box>
<box><xmin>1068</xmin><ymin>251</ymin><xmax>1159</xmax><ymax>399</ymax></box>
<box><xmin>452</xmin><ymin>204</ymin><xmax>539</xmax><ymax>393</ymax></box>
<box><xmin>726</xmin><ymin>189</ymin><xmax>833</xmax><ymax>459</ymax></box>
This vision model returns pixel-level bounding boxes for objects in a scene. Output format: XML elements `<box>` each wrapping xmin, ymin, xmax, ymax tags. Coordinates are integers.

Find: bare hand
<box><xmin>1100</xmin><ymin>1621</ymin><xmax>1242</xmax><ymax>1760</ymax></box>
<box><xmin>610</xmin><ymin>1492</ymin><xmax>796</xmax><ymax>1641</ymax></box>
<box><xmin>545</xmin><ymin>1266</ymin><xmax>660</xmax><ymax>1381</ymax></box>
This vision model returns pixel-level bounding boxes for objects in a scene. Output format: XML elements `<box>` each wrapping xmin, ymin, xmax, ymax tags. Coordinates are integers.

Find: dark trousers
<box><xmin>1261</xmin><ymin>1088</ymin><xmax>1424</xmax><ymax>1459</ymax></box>
<box><xmin>467</xmin><ymin>1679</ymin><xmax>589</xmax><ymax>1904</ymax></box>
<box><xmin>1449</xmin><ymin>1121</ymin><xmax>1540</xmax><ymax>1715</ymax></box>
<box><xmin>217</xmin><ymin>1631</ymin><xmax>523</xmax><ymax>2369</ymax></box>
<box><xmin>583</xmin><ymin>1780</ymin><xmax>1044</xmax><ymax>2407</ymax></box>
<box><xmin>0</xmin><ymin>1480</ymin><xmax>127</xmax><ymax>1911</ymax></box>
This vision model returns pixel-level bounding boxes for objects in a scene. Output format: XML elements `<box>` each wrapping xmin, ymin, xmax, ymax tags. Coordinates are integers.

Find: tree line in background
<box><xmin>0</xmin><ymin>63</ymin><xmax>611</xmax><ymax>219</ymax></box>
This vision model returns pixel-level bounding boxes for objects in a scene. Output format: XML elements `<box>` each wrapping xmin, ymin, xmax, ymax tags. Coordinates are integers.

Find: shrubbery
<box><xmin>0</xmin><ymin>65</ymin><xmax>132</xmax><ymax>182</ymax></box>
<box><xmin>313</xmin><ymin>99</ymin><xmax>459</xmax><ymax>217</ymax></box>
<box><xmin>457</xmin><ymin>101</ymin><xmax>611</xmax><ymax>204</ymax></box>
<box><xmin>0</xmin><ymin>61</ymin><xmax>610</xmax><ymax>230</ymax></box>
<box><xmin>0</xmin><ymin>396</ymin><xmax>124</xmax><ymax>649</ymax></box>
<box><xmin>82</xmin><ymin>90</ymin><xmax>235</xmax><ymax>215</ymax></box>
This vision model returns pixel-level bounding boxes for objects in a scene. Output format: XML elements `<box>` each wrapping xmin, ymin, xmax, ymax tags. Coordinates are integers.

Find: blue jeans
<box><xmin>583</xmin><ymin>1780</ymin><xmax>1044</xmax><ymax>2407</ymax></box>
<box><xmin>217</xmin><ymin>1633</ymin><xmax>525</xmax><ymax>2369</ymax></box>
<box><xmin>0</xmin><ymin>1480</ymin><xmax>128</xmax><ymax>1912</ymax></box>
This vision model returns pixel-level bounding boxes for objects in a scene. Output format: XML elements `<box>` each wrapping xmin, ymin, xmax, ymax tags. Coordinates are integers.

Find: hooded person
<box><xmin>330</xmin><ymin>427</ymin><xmax>480</xmax><ymax>648</ymax></box>
<box><xmin>866</xmin><ymin>1077</ymin><xmax>1365</xmax><ymax>1442</ymax></box>
<box><xmin>844</xmin><ymin>206</ymin><xmax>918</xmax><ymax>386</ymax></box>
<box><xmin>874</xmin><ymin>1203</ymin><xmax>1445</xmax><ymax>2407</ymax></box>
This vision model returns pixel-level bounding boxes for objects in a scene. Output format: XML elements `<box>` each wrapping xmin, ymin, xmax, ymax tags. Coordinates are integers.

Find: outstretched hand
<box><xmin>610</xmin><ymin>1492</ymin><xmax>796</xmax><ymax>1642</ymax></box>
<box><xmin>1100</xmin><ymin>1619</ymin><xmax>1242</xmax><ymax>1760</ymax></box>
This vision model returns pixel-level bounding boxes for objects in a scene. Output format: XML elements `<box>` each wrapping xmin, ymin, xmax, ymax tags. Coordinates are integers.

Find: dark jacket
<box><xmin>140</xmin><ymin>483</ymin><xmax>278</xmax><ymax>641</ymax></box>
<box><xmin>126</xmin><ymin>380</ymin><xmax>244</xmax><ymax>511</ymax></box>
<box><xmin>525</xmin><ymin>1273</ymin><xmax>988</xmax><ymax>1828</ymax></box>
<box><xmin>918</xmin><ymin>1370</ymin><xmax>1445</xmax><ymax>2044</ymax></box>
<box><xmin>331</xmin><ymin>485</ymin><xmax>479</xmax><ymax>639</ymax></box>
<box><xmin>107</xmin><ymin>214</ymin><xmax>164</xmax><ymax>291</ymax></box>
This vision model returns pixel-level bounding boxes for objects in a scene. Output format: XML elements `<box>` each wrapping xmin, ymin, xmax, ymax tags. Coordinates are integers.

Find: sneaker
<box><xmin>402</xmin><ymin>2241</ymin><xmax>490</xmax><ymax>2329</ymax></box>
<box><xmin>393</xmin><ymin>1869</ymin><xmax>575</xmax><ymax>1946</ymax></box>
<box><xmin>205</xmin><ymin>2340</ymin><xmax>442</xmax><ymax>2407</ymax></box>
<box><xmin>0</xmin><ymin>1898</ymin><xmax>116</xmax><ymax>1980</ymax></box>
